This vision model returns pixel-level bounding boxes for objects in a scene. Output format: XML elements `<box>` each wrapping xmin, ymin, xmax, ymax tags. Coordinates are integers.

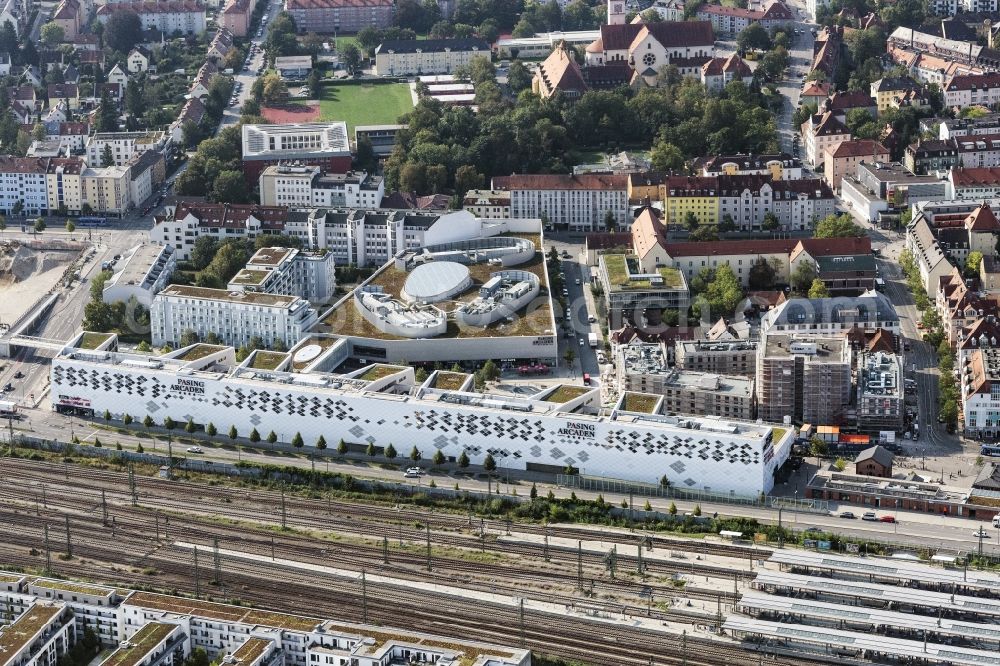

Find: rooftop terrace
<box><xmin>603</xmin><ymin>254</ymin><xmax>684</xmax><ymax>291</ymax></box>
<box><xmin>0</xmin><ymin>603</ymin><xmax>64</xmax><ymax>666</ymax></box>
<box><xmin>102</xmin><ymin>623</ymin><xmax>176</xmax><ymax>666</ymax></box>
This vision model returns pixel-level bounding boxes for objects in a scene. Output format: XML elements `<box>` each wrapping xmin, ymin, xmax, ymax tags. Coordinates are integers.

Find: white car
<box><xmin>186</xmin><ymin>446</ymin><xmax>204</xmax><ymax>454</ymax></box>
<box><xmin>404</xmin><ymin>467</ymin><xmax>422</xmax><ymax>478</ymax></box>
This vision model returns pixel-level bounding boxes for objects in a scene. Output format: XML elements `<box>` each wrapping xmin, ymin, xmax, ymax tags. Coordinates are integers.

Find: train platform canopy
<box><xmin>768</xmin><ymin>549</ymin><xmax>1000</xmax><ymax>592</ymax></box>
<box><xmin>751</xmin><ymin>570</ymin><xmax>1000</xmax><ymax>619</ymax></box>
<box><xmin>723</xmin><ymin>616</ymin><xmax>1000</xmax><ymax>666</ymax></box>
<box><xmin>738</xmin><ymin>591</ymin><xmax>1000</xmax><ymax>643</ymax></box>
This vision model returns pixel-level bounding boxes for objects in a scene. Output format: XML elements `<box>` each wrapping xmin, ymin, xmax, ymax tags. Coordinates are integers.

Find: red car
<box><xmin>879</xmin><ymin>515</ymin><xmax>897</xmax><ymax>523</ymax></box>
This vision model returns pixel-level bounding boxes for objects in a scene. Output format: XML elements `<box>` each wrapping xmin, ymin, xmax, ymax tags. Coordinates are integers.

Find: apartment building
<box><xmin>674</xmin><ymin>339</ymin><xmax>758</xmax><ymax>375</ymax></box>
<box><xmin>227</xmin><ymin>246</ymin><xmax>336</xmax><ymax>303</ymax></box>
<box><xmin>962</xmin><ymin>347</ymin><xmax>1000</xmax><ymax>438</ymax></box>
<box><xmin>662</xmin><ymin>174</ymin><xmax>836</xmax><ymax>231</ymax></box>
<box><xmin>904</xmin><ymin>139</ymin><xmax>960</xmax><ymax>175</ymax></box>
<box><xmin>258</xmin><ymin>165</ymin><xmax>383</xmax><ymax>208</ymax></box>
<box><xmin>939</xmin><ymin>113</ymin><xmax>1000</xmax><ymax>139</ymax></box>
<box><xmin>954</xmin><ymin>132</ymin><xmax>1000</xmax><ymax>168</ymax></box>
<box><xmin>756</xmin><ymin>333</ymin><xmax>853</xmax><ymax>424</ymax></box>
<box><xmin>96</xmin><ymin>0</ymin><xmax>206</xmax><ymax>34</ymax></box>
<box><xmin>597</xmin><ymin>253</ymin><xmax>689</xmax><ymax>329</ymax></box>
<box><xmin>150</xmin><ymin>285</ymin><xmax>318</xmax><ymax>348</ymax></box>
<box><xmin>760</xmin><ymin>292</ymin><xmax>900</xmax><ymax>336</ymax></box>
<box><xmin>824</xmin><ymin>140</ymin><xmax>889</xmax><ymax>190</ymax></box>
<box><xmin>220</xmin><ymin>0</ymin><xmax>255</xmax><ymax>37</ymax></box>
<box><xmin>85</xmin><ymin>132</ymin><xmax>168</xmax><ymax>168</ymax></box>
<box><xmin>52</xmin><ymin>0</ymin><xmax>82</xmax><ymax>41</ymax></box>
<box><xmin>491</xmin><ymin>173</ymin><xmax>629</xmax><ymax>231</ymax></box>
<box><xmin>951</xmin><ymin>167</ymin><xmax>1000</xmax><ymax>199</ymax></box>
<box><xmin>241</xmin><ymin>122</ymin><xmax>352</xmax><ymax>184</ymax></box>
<box><xmin>284</xmin><ymin>0</ymin><xmax>394</xmax><ymax>33</ymax></box>
<box><xmin>871</xmin><ymin>76</ymin><xmax>922</xmax><ymax>112</ymax></box>
<box><xmin>102</xmin><ymin>244</ymin><xmax>176</xmax><ymax>307</ymax></box>
<box><xmin>856</xmin><ymin>350</ymin><xmax>905</xmax><ymax>432</ymax></box>
<box><xmin>695</xmin><ymin>0</ymin><xmax>792</xmax><ymax>37</ymax></box>
<box><xmin>0</xmin><ymin>156</ymin><xmax>52</xmax><ymax>216</ymax></box>
<box><xmin>840</xmin><ymin>161</ymin><xmax>948</xmax><ymax>223</ymax></box>
<box><xmin>695</xmin><ymin>152</ymin><xmax>803</xmax><ymax>180</ymax></box>
<box><xmin>462</xmin><ymin>189</ymin><xmax>511</xmax><ymax>218</ymax></box>
<box><xmin>374</xmin><ymin>37</ymin><xmax>491</xmax><ymax>76</ymax></box>
<box><xmin>618</xmin><ymin>342</ymin><xmax>755</xmax><ymax>419</ymax></box>
<box><xmin>801</xmin><ymin>112</ymin><xmax>851</xmax><ymax>168</ymax></box>
<box><xmin>150</xmin><ymin>202</ymin><xmax>288</xmax><ymax>260</ymax></box>
<box><xmin>944</xmin><ymin>72</ymin><xmax>1000</xmax><ymax>109</ymax></box>
<box><xmin>83</xmin><ymin>165</ymin><xmax>131</xmax><ymax>215</ymax></box>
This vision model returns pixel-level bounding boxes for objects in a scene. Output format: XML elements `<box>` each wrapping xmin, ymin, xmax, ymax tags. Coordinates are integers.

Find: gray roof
<box><xmin>974</xmin><ymin>462</ymin><xmax>1000</xmax><ymax>491</ymax></box>
<box><xmin>855</xmin><ymin>445</ymin><xmax>894</xmax><ymax>468</ymax></box>
<box><xmin>376</xmin><ymin>37</ymin><xmax>490</xmax><ymax>55</ymax></box>
<box><xmin>815</xmin><ymin>254</ymin><xmax>877</xmax><ymax>274</ymax></box>
<box><xmin>768</xmin><ymin>292</ymin><xmax>898</xmax><ymax>328</ymax></box>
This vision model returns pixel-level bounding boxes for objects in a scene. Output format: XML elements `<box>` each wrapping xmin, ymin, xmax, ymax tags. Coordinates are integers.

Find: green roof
<box><xmin>79</xmin><ymin>332</ymin><xmax>113</xmax><ymax>350</ymax></box>
<box><xmin>621</xmin><ymin>392</ymin><xmax>661</xmax><ymax>414</ymax></box>
<box><xmin>250</xmin><ymin>351</ymin><xmax>288</xmax><ymax>371</ymax></box>
<box><xmin>229</xmin><ymin>270</ymin><xmax>270</xmax><ymax>286</ymax></box>
<box><xmin>0</xmin><ymin>604</ymin><xmax>63</xmax><ymax>665</ymax></box>
<box><xmin>177</xmin><ymin>344</ymin><xmax>227</xmax><ymax>362</ymax></box>
<box><xmin>604</xmin><ymin>254</ymin><xmax>684</xmax><ymax>291</ymax></box>
<box><xmin>359</xmin><ymin>364</ymin><xmax>406</xmax><ymax>381</ymax></box>
<box><xmin>103</xmin><ymin>623</ymin><xmax>176</xmax><ymax>666</ymax></box>
<box><xmin>542</xmin><ymin>385</ymin><xmax>592</xmax><ymax>403</ymax></box>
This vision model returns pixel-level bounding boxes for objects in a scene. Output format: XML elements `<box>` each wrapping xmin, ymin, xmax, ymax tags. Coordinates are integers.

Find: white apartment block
<box><xmin>150</xmin><ymin>285</ymin><xmax>318</xmax><ymax>348</ymax></box>
<box><xmin>83</xmin><ymin>165</ymin><xmax>131</xmax><ymax>215</ymax></box>
<box><xmin>258</xmin><ymin>165</ymin><xmax>384</xmax><ymax>209</ymax></box>
<box><xmin>930</xmin><ymin>0</ymin><xmax>996</xmax><ymax>14</ymax></box>
<box><xmin>0</xmin><ymin>601</ymin><xmax>74</xmax><ymax>666</ymax></box>
<box><xmin>0</xmin><ymin>156</ymin><xmax>51</xmax><ymax>216</ymax></box>
<box><xmin>463</xmin><ymin>189</ymin><xmax>511</xmax><ymax>218</ymax></box>
<box><xmin>97</xmin><ymin>1</ymin><xmax>207</xmax><ymax>34</ymax></box>
<box><xmin>491</xmin><ymin>173</ymin><xmax>629</xmax><ymax>231</ymax></box>
<box><xmin>228</xmin><ymin>246</ymin><xmax>336</xmax><ymax>303</ymax></box>
<box><xmin>944</xmin><ymin>73</ymin><xmax>1000</xmax><ymax>109</ymax></box>
<box><xmin>85</xmin><ymin>132</ymin><xmax>168</xmax><ymax>168</ymax></box>
<box><xmin>103</xmin><ymin>244</ymin><xmax>176</xmax><ymax>307</ymax></box>
<box><xmin>373</xmin><ymin>38</ymin><xmax>491</xmax><ymax>76</ymax></box>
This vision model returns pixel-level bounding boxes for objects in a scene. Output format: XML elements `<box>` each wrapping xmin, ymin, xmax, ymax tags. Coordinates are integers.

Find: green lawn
<box><xmin>318</xmin><ymin>82</ymin><xmax>414</xmax><ymax>131</ymax></box>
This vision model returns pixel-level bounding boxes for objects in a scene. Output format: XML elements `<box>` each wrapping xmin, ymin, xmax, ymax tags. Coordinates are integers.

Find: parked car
<box><xmin>879</xmin><ymin>515</ymin><xmax>897</xmax><ymax>523</ymax></box>
<box><xmin>838</xmin><ymin>511</ymin><xmax>856</xmax><ymax>519</ymax></box>
<box><xmin>803</xmin><ymin>526</ymin><xmax>823</xmax><ymax>534</ymax></box>
<box><xmin>862</xmin><ymin>511</ymin><xmax>878</xmax><ymax>521</ymax></box>
<box><xmin>186</xmin><ymin>446</ymin><xmax>204</xmax><ymax>454</ymax></box>
<box><xmin>13</xmin><ymin>371</ymin><xmax>23</xmax><ymax>379</ymax></box>
<box><xmin>579</xmin><ymin>338</ymin><xmax>585</xmax><ymax>346</ymax></box>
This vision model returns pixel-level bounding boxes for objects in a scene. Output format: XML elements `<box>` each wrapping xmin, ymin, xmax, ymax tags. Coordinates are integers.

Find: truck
<box><xmin>588</xmin><ymin>333</ymin><xmax>599</xmax><ymax>347</ymax></box>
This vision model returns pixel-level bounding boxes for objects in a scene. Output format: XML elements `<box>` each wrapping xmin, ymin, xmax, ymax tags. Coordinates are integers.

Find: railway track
<box><xmin>0</xmin><ymin>516</ymin><xmax>810</xmax><ymax>666</ymax></box>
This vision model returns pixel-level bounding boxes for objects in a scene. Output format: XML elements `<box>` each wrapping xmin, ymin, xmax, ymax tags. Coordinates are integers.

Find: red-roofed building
<box><xmin>696</xmin><ymin>0</ymin><xmax>792</xmax><ymax>36</ymax></box>
<box><xmin>824</xmin><ymin>139</ymin><xmax>889</xmax><ymax>189</ymax></box>
<box><xmin>533</xmin><ymin>42</ymin><xmax>588</xmax><ymax>99</ymax></box>
<box><xmin>96</xmin><ymin>1</ymin><xmax>206</xmax><ymax>35</ymax></box>
<box><xmin>701</xmin><ymin>54</ymin><xmax>752</xmax><ymax>92</ymax></box>
<box><xmin>150</xmin><ymin>202</ymin><xmax>288</xmax><ymax>260</ymax></box>
<box><xmin>584</xmin><ymin>20</ymin><xmax>715</xmax><ymax>78</ymax></box>
<box><xmin>284</xmin><ymin>0</ymin><xmax>393</xmax><ymax>33</ymax></box>
<box><xmin>220</xmin><ymin>0</ymin><xmax>255</xmax><ymax>37</ymax></box>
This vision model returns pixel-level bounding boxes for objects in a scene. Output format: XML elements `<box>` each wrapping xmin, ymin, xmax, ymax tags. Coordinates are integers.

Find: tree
<box><xmin>506</xmin><ymin>60</ymin><xmax>532</xmax><ymax>92</ymax></box>
<box><xmin>267</xmin><ymin>430</ymin><xmax>278</xmax><ymax>443</ymax></box>
<box><xmin>249</xmin><ymin>427</ymin><xmax>261</xmax><ymax>442</ymax></box>
<box><xmin>291</xmin><ymin>432</ymin><xmax>304</xmax><ymax>448</ymax></box>
<box><xmin>458</xmin><ymin>450</ymin><xmax>469</xmax><ymax>468</ymax></box>
<box><xmin>40</xmin><ymin>22</ymin><xmax>64</xmax><ymax>46</ymax></box>
<box><xmin>97</xmin><ymin>88</ymin><xmax>119</xmax><ymax>133</ymax></box>
<box><xmin>355</xmin><ymin>26</ymin><xmax>382</xmax><ymax>56</ymax></box>
<box><xmin>261</xmin><ymin>74</ymin><xmax>289</xmax><ymax>105</ymax></box>
<box><xmin>482</xmin><ymin>359</ymin><xmax>500</xmax><ymax>381</ymax></box>
<box><xmin>211</xmin><ymin>170</ymin><xmax>248</xmax><ymax>203</ymax></box>
<box><xmin>453</xmin><ymin>164</ymin><xmax>483</xmax><ymax>195</ymax></box>
<box><xmin>143</xmin><ymin>415</ymin><xmax>154</xmax><ymax>428</ymax></box>
<box><xmin>228</xmin><ymin>425</ymin><xmax>238</xmax><ymax>440</ymax></box>
<box><xmin>179</xmin><ymin>328</ymin><xmax>199</xmax><ymax>347</ymax></box>
<box><xmin>316</xmin><ymin>435</ymin><xmax>327</xmax><ymax>450</ymax></box>
<box><xmin>683</xmin><ymin>211</ymin><xmax>699</xmax><ymax>231</ymax></box>
<box><xmin>206</xmin><ymin>422</ymin><xmax>217</xmax><ymax>436</ymax></box>
<box><xmin>306</xmin><ymin>68</ymin><xmax>321</xmax><ymax>99</ymax></box>
<box><xmin>604</xmin><ymin>210</ymin><xmax>617</xmax><ymax>232</ymax></box>
<box><xmin>409</xmin><ymin>445</ymin><xmax>421</xmax><ymax>461</ymax></box>
<box><xmin>718</xmin><ymin>214</ymin><xmax>737</xmax><ymax>233</ymax></box>
<box><xmin>705</xmin><ymin>265</ymin><xmax>743</xmax><ymax>316</ymax></box>
<box><xmin>385</xmin><ymin>442</ymin><xmax>397</xmax><ymax>459</ymax></box>
<box><xmin>366</xmin><ymin>442</ymin><xmax>376</xmax><ymax>456</ymax></box>
<box><xmin>190</xmin><ymin>237</ymin><xmax>219</xmax><ymax>271</ymax></box>
<box><xmin>807</xmin><ymin>278</ymin><xmax>830</xmax><ymax>298</ymax></box>
<box><xmin>737</xmin><ymin>22</ymin><xmax>771</xmax><ymax>52</ymax></box>
<box><xmin>762</xmin><ymin>212</ymin><xmax>780</xmax><ymax>231</ymax></box>
<box><xmin>813</xmin><ymin>213</ymin><xmax>865</xmax><ymax>238</ymax></box>
<box><xmin>104</xmin><ymin>9</ymin><xmax>142</xmax><ymax>54</ymax></box>
<box><xmin>966</xmin><ymin>250</ymin><xmax>983</xmax><ymax>277</ymax></box>
<box><xmin>163</xmin><ymin>416</ymin><xmax>176</xmax><ymax>430</ymax></box>
<box><xmin>650</xmin><ymin>139</ymin><xmax>684</xmax><ymax>172</ymax></box>
<box><xmin>693</xmin><ymin>504</ymin><xmax>702</xmax><ymax>516</ymax></box>
<box><xmin>101</xmin><ymin>144</ymin><xmax>115</xmax><ymax>168</ymax></box>
<box><xmin>668</xmin><ymin>501</ymin><xmax>677</xmax><ymax>515</ymax></box>
<box><xmin>748</xmin><ymin>257</ymin><xmax>778</xmax><ymax>290</ymax></box>
<box><xmin>432</xmin><ymin>449</ymin><xmax>445</xmax><ymax>465</ymax></box>
<box><xmin>809</xmin><ymin>435</ymin><xmax>828</xmax><ymax>457</ymax></box>
<box><xmin>341</xmin><ymin>44</ymin><xmax>362</xmax><ymax>75</ymax></box>
<box><xmin>123</xmin><ymin>414</ymin><xmax>133</xmax><ymax>425</ymax></box>
<box><xmin>337</xmin><ymin>438</ymin><xmax>348</xmax><ymax>455</ymax></box>
<box><xmin>33</xmin><ymin>218</ymin><xmax>45</xmax><ymax>233</ymax></box>
<box><xmin>791</xmin><ymin>261</ymin><xmax>818</xmax><ymax>295</ymax></box>
<box><xmin>690</xmin><ymin>225</ymin><xmax>718</xmax><ymax>241</ymax></box>
<box><xmin>483</xmin><ymin>453</ymin><xmax>496</xmax><ymax>472</ymax></box>
<box><xmin>65</xmin><ymin>220</ymin><xmax>75</xmax><ymax>234</ymax></box>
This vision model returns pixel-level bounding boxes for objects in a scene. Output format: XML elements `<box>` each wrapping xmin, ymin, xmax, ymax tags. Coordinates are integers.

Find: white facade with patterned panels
<box><xmin>51</xmin><ymin>346</ymin><xmax>791</xmax><ymax>495</ymax></box>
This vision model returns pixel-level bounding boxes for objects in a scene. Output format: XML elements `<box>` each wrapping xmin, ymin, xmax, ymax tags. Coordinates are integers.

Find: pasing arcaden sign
<box><xmin>170</xmin><ymin>378</ymin><xmax>206</xmax><ymax>396</ymax></box>
<box><xmin>558</xmin><ymin>421</ymin><xmax>596</xmax><ymax>439</ymax></box>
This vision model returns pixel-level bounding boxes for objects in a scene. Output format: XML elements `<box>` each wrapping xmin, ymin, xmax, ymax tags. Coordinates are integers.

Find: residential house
<box><xmin>374</xmin><ymin>38</ymin><xmax>491</xmax><ymax>76</ymax></box>
<box><xmin>169</xmin><ymin>97</ymin><xmax>207</xmax><ymax>144</ymax></box>
<box><xmin>944</xmin><ymin>72</ymin><xmax>1000</xmax><ymax>109</ymax></box>
<box><xmin>871</xmin><ymin>75</ymin><xmax>921</xmax><ymax>112</ymax></box>
<box><xmin>700</xmin><ymin>54</ymin><xmax>752</xmax><ymax>92</ymax></box>
<box><xmin>127</xmin><ymin>48</ymin><xmax>150</xmax><ymax>73</ymax></box>
<box><xmin>207</xmin><ymin>29</ymin><xmax>234</xmax><ymax>60</ymax></box>
<box><xmin>491</xmin><ymin>173</ymin><xmax>629</xmax><ymax>231</ymax></box>
<box><xmin>284</xmin><ymin>0</ymin><xmax>394</xmax><ymax>33</ymax></box>
<box><xmin>46</xmin><ymin>83</ymin><xmax>79</xmax><ymax>110</ymax></box>
<box><xmin>801</xmin><ymin>111</ymin><xmax>851</xmax><ymax>167</ymax></box>
<box><xmin>904</xmin><ymin>138</ymin><xmax>960</xmax><ymax>174</ymax></box>
<box><xmin>533</xmin><ymin>42</ymin><xmax>588</xmax><ymax>100</ymax></box>
<box><xmin>96</xmin><ymin>0</ymin><xmax>207</xmax><ymax>35</ymax></box>
<box><xmin>107</xmin><ymin>63</ymin><xmax>128</xmax><ymax>88</ymax></box>
<box><xmin>220</xmin><ymin>0</ymin><xmax>254</xmax><ymax>37</ymax></box>
<box><xmin>824</xmin><ymin>139</ymin><xmax>889</xmax><ymax>190</ymax></box>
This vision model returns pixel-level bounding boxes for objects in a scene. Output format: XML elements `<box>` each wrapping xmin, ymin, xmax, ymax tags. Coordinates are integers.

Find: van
<box><xmin>993</xmin><ymin>515</ymin><xmax>1000</xmax><ymax>528</ymax></box>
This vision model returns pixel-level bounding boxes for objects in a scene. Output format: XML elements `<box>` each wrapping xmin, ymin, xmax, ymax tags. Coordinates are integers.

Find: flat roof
<box><xmin>102</xmin><ymin>623</ymin><xmax>176</xmax><ymax>666</ymax></box>
<box><xmin>160</xmin><ymin>285</ymin><xmax>300</xmax><ymax>308</ymax></box>
<box><xmin>769</xmin><ymin>549</ymin><xmax>1000</xmax><ymax>591</ymax></box>
<box><xmin>125</xmin><ymin>592</ymin><xmax>320</xmax><ymax>632</ymax></box>
<box><xmin>739</xmin><ymin>591</ymin><xmax>1000</xmax><ymax>642</ymax></box>
<box><xmin>0</xmin><ymin>603</ymin><xmax>63</xmax><ymax>665</ymax></box>
<box><xmin>724</xmin><ymin>616</ymin><xmax>1000</xmax><ymax>666</ymax></box>
<box><xmin>31</xmin><ymin>578</ymin><xmax>115</xmax><ymax>597</ymax></box>
<box><xmin>248</xmin><ymin>246</ymin><xmax>295</xmax><ymax>267</ymax></box>
<box><xmin>752</xmin><ymin>570</ymin><xmax>1000</xmax><ymax>618</ymax></box>
<box><xmin>230</xmin><ymin>637</ymin><xmax>273</xmax><ymax>664</ymax></box>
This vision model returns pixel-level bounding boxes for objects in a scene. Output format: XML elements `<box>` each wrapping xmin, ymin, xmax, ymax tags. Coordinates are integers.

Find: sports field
<box><xmin>318</xmin><ymin>82</ymin><xmax>414</xmax><ymax>131</ymax></box>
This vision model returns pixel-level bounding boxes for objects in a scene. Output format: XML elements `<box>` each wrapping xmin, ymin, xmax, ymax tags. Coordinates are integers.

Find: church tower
<box><xmin>607</xmin><ymin>0</ymin><xmax>626</xmax><ymax>24</ymax></box>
